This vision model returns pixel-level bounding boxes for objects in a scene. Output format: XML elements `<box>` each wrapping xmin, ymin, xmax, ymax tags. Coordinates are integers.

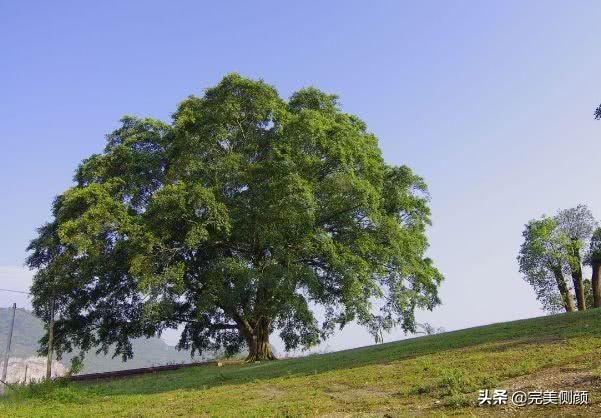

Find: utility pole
<box><xmin>0</xmin><ymin>303</ymin><xmax>17</xmax><ymax>395</ymax></box>
<box><xmin>46</xmin><ymin>300</ymin><xmax>55</xmax><ymax>380</ymax></box>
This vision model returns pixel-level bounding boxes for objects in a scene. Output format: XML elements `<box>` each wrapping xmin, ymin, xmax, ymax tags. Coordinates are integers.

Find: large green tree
<box><xmin>27</xmin><ymin>74</ymin><xmax>443</xmax><ymax>362</ymax></box>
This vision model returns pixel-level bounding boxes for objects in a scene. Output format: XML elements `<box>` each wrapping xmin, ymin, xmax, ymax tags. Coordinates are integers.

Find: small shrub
<box><xmin>437</xmin><ymin>369</ymin><xmax>474</xmax><ymax>396</ymax></box>
<box><xmin>408</xmin><ymin>383</ymin><xmax>432</xmax><ymax>395</ymax></box>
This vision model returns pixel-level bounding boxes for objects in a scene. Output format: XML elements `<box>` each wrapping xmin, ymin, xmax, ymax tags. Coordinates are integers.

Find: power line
<box><xmin>0</xmin><ymin>288</ymin><xmax>31</xmax><ymax>295</ymax></box>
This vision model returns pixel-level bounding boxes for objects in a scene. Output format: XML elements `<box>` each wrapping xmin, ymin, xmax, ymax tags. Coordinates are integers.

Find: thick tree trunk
<box><xmin>236</xmin><ymin>316</ymin><xmax>276</xmax><ymax>362</ymax></box>
<box><xmin>571</xmin><ymin>271</ymin><xmax>586</xmax><ymax>311</ymax></box>
<box><xmin>245</xmin><ymin>318</ymin><xmax>275</xmax><ymax>361</ymax></box>
<box><xmin>592</xmin><ymin>261</ymin><xmax>601</xmax><ymax>309</ymax></box>
<box><xmin>552</xmin><ymin>267</ymin><xmax>575</xmax><ymax>312</ymax></box>
<box><xmin>569</xmin><ymin>242</ymin><xmax>586</xmax><ymax>311</ymax></box>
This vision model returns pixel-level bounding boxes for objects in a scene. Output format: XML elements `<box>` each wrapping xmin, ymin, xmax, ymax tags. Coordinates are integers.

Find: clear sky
<box><xmin>1</xmin><ymin>1</ymin><xmax>601</xmax><ymax>351</ymax></box>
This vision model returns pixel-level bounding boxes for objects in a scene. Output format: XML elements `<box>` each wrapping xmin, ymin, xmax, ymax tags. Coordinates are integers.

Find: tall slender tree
<box><xmin>591</xmin><ymin>107</ymin><xmax>601</xmax><ymax>307</ymax></box>
<box><xmin>518</xmin><ymin>217</ymin><xmax>575</xmax><ymax>312</ymax></box>
<box><xmin>554</xmin><ymin>205</ymin><xmax>597</xmax><ymax>311</ymax></box>
<box><xmin>27</xmin><ymin>74</ymin><xmax>444</xmax><ymax>362</ymax></box>
<box><xmin>589</xmin><ymin>228</ymin><xmax>601</xmax><ymax>308</ymax></box>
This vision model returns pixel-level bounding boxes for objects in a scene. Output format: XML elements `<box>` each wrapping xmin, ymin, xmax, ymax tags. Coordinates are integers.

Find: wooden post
<box><xmin>46</xmin><ymin>300</ymin><xmax>55</xmax><ymax>380</ymax></box>
<box><xmin>24</xmin><ymin>363</ymin><xmax>28</xmax><ymax>384</ymax></box>
<box><xmin>0</xmin><ymin>303</ymin><xmax>17</xmax><ymax>394</ymax></box>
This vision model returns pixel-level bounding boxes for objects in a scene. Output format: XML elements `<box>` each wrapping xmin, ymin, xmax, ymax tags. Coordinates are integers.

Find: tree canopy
<box><xmin>27</xmin><ymin>74</ymin><xmax>443</xmax><ymax>361</ymax></box>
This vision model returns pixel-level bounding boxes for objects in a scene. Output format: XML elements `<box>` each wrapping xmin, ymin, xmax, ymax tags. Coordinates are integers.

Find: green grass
<box><xmin>2</xmin><ymin>310</ymin><xmax>601</xmax><ymax>417</ymax></box>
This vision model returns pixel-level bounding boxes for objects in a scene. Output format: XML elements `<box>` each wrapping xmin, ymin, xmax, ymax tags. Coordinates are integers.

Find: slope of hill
<box><xmin>0</xmin><ymin>308</ymin><xmax>202</xmax><ymax>374</ymax></box>
<box><xmin>2</xmin><ymin>309</ymin><xmax>601</xmax><ymax>416</ymax></box>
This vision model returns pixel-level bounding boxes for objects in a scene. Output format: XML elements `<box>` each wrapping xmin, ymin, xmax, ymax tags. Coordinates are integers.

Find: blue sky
<box><xmin>1</xmin><ymin>1</ymin><xmax>601</xmax><ymax>351</ymax></box>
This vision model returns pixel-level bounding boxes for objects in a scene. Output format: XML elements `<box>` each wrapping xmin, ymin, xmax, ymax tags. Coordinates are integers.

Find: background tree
<box><xmin>518</xmin><ymin>216</ymin><xmax>575</xmax><ymax>312</ymax></box>
<box><xmin>589</xmin><ymin>228</ymin><xmax>601</xmax><ymax>308</ymax></box>
<box><xmin>589</xmin><ymin>108</ymin><xmax>601</xmax><ymax>307</ymax></box>
<box><xmin>27</xmin><ymin>74</ymin><xmax>443</xmax><ymax>362</ymax></box>
<box><xmin>518</xmin><ymin>205</ymin><xmax>597</xmax><ymax>313</ymax></box>
<box><xmin>554</xmin><ymin>205</ymin><xmax>597</xmax><ymax>310</ymax></box>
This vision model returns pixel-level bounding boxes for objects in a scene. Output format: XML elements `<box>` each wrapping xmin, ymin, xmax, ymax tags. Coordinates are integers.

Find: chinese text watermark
<box><xmin>478</xmin><ymin>389</ymin><xmax>589</xmax><ymax>407</ymax></box>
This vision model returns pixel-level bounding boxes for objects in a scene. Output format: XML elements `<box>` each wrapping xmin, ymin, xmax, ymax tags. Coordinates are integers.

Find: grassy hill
<box><xmin>2</xmin><ymin>309</ymin><xmax>601</xmax><ymax>416</ymax></box>
<box><xmin>0</xmin><ymin>308</ymin><xmax>203</xmax><ymax>374</ymax></box>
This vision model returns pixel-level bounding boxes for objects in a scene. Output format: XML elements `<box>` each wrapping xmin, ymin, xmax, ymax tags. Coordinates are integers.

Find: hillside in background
<box><xmin>2</xmin><ymin>309</ymin><xmax>601</xmax><ymax>416</ymax></box>
<box><xmin>0</xmin><ymin>308</ymin><xmax>205</xmax><ymax>374</ymax></box>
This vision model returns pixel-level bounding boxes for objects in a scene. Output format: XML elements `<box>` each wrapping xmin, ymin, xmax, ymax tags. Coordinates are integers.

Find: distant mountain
<box><xmin>0</xmin><ymin>308</ymin><xmax>207</xmax><ymax>374</ymax></box>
